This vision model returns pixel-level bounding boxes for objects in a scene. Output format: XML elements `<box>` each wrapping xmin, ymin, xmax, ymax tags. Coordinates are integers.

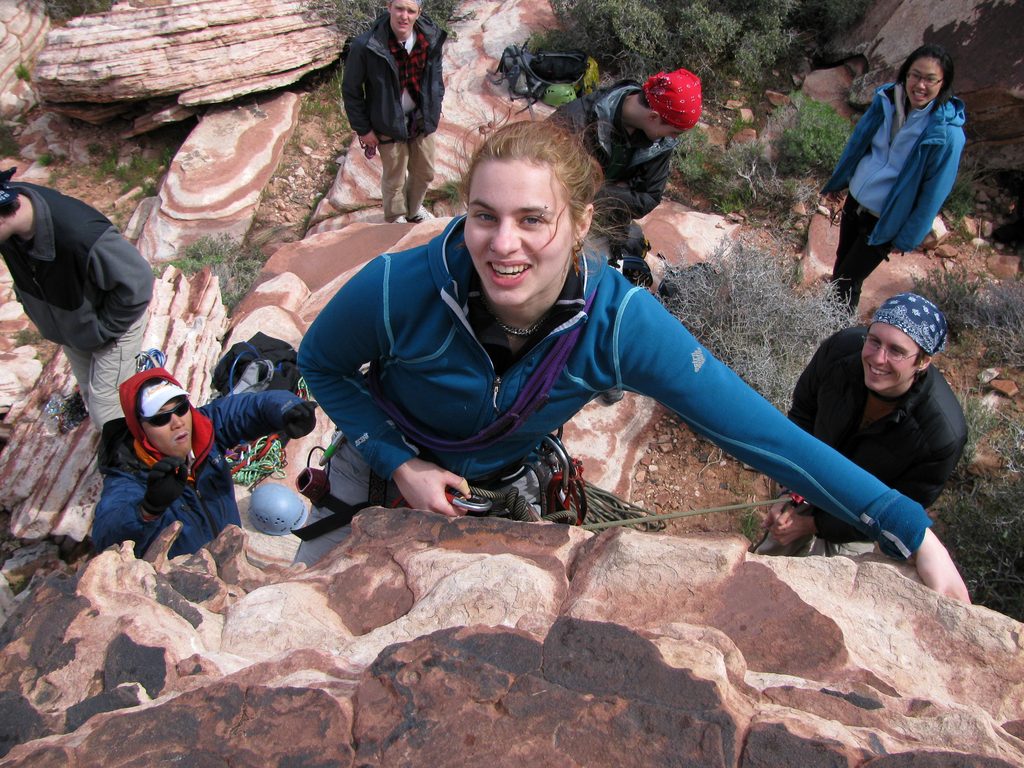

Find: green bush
<box><xmin>0</xmin><ymin>124</ymin><xmax>19</xmax><ymax>158</ymax></box>
<box><xmin>672</xmin><ymin>129</ymin><xmax>712</xmax><ymax>187</ymax></box>
<box><xmin>658</xmin><ymin>238</ymin><xmax>851</xmax><ymax>409</ymax></box>
<box><xmin>549</xmin><ymin>0</ymin><xmax>871</xmax><ymax>93</ymax></box>
<box><xmin>790</xmin><ymin>0</ymin><xmax>871</xmax><ymax>47</ymax></box>
<box><xmin>171</xmin><ymin>235</ymin><xmax>264</xmax><ymax>313</ymax></box>
<box><xmin>774</xmin><ymin>95</ymin><xmax>852</xmax><ymax>177</ymax></box>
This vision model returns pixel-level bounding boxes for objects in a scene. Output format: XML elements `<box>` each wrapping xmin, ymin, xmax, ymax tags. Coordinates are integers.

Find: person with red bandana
<box><xmin>92</xmin><ymin>368</ymin><xmax>317</xmax><ymax>559</ymax></box>
<box><xmin>550</xmin><ymin>68</ymin><xmax>702</xmax><ymax>284</ymax></box>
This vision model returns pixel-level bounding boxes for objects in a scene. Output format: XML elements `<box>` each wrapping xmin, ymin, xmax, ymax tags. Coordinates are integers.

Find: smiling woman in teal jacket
<box><xmin>823</xmin><ymin>44</ymin><xmax>966</xmax><ymax>310</ymax></box>
<box><xmin>298</xmin><ymin>120</ymin><xmax>969</xmax><ymax>600</ymax></box>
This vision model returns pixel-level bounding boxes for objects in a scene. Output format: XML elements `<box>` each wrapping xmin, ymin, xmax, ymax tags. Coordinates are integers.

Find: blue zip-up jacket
<box><xmin>94</xmin><ymin>386</ymin><xmax>306</xmax><ymax>559</ymax></box>
<box><xmin>298</xmin><ymin>217</ymin><xmax>933</xmax><ymax>559</ymax></box>
<box><xmin>823</xmin><ymin>83</ymin><xmax>966</xmax><ymax>252</ymax></box>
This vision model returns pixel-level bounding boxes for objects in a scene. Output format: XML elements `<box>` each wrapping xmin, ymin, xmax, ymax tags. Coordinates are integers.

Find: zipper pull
<box><xmin>492</xmin><ymin>375</ymin><xmax>502</xmax><ymax>411</ymax></box>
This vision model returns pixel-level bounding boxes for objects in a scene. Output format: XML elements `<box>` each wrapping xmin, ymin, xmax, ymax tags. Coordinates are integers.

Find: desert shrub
<box><xmin>789</xmin><ymin>0</ymin><xmax>871</xmax><ymax>47</ymax></box>
<box><xmin>550</xmin><ymin>0</ymin><xmax>870</xmax><ymax>94</ymax></box>
<box><xmin>773</xmin><ymin>95</ymin><xmax>851</xmax><ymax>177</ymax></box>
<box><xmin>968</xmin><ymin>279</ymin><xmax>1024</xmax><ymax>367</ymax></box>
<box><xmin>658</xmin><ymin>238</ymin><xmax>850</xmax><ymax>409</ymax></box>
<box><xmin>96</xmin><ymin>147</ymin><xmax>170</xmax><ymax>196</ymax></box>
<box><xmin>171</xmin><ymin>236</ymin><xmax>264</xmax><ymax>313</ymax></box>
<box><xmin>941</xmin><ymin>476</ymin><xmax>1024</xmax><ymax>621</ymax></box>
<box><xmin>672</xmin><ymin>129</ymin><xmax>713</xmax><ymax>188</ymax></box>
<box><xmin>911</xmin><ymin>266</ymin><xmax>983</xmax><ymax>338</ymax></box>
<box><xmin>956</xmin><ymin>391</ymin><xmax>1000</xmax><ymax>469</ymax></box>
<box><xmin>694</xmin><ymin>139</ymin><xmax>816</xmax><ymax>218</ymax></box>
<box><xmin>44</xmin><ymin>0</ymin><xmax>113</xmax><ymax>22</ymax></box>
<box><xmin>0</xmin><ymin>124</ymin><xmax>19</xmax><ymax>157</ymax></box>
<box><xmin>305</xmin><ymin>0</ymin><xmax>467</xmax><ymax>39</ymax></box>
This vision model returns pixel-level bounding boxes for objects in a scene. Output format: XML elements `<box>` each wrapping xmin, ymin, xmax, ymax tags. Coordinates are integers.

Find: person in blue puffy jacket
<box><xmin>823</xmin><ymin>44</ymin><xmax>966</xmax><ymax>310</ymax></box>
<box><xmin>93</xmin><ymin>367</ymin><xmax>316</xmax><ymax>559</ymax></box>
<box><xmin>297</xmin><ymin>120</ymin><xmax>969</xmax><ymax>601</ymax></box>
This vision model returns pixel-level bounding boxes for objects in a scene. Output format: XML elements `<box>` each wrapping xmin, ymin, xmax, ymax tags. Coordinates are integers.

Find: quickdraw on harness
<box><xmin>442</xmin><ymin>433</ymin><xmax>587</xmax><ymax>525</ymax></box>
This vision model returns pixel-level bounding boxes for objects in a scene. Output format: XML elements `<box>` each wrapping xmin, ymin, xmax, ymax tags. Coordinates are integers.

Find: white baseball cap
<box><xmin>138</xmin><ymin>379</ymin><xmax>190</xmax><ymax>418</ymax></box>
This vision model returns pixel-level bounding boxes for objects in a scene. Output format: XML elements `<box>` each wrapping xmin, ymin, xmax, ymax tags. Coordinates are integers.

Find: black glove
<box><xmin>141</xmin><ymin>456</ymin><xmax>188</xmax><ymax>517</ymax></box>
<box><xmin>282</xmin><ymin>400</ymin><xmax>317</xmax><ymax>438</ymax></box>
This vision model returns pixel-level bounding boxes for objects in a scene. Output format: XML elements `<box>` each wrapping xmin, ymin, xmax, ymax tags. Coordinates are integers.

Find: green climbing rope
<box><xmin>230</xmin><ymin>435</ymin><xmax>288</xmax><ymax>487</ymax></box>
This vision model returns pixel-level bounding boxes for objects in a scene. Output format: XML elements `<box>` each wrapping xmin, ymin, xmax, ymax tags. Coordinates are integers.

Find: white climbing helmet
<box><xmin>248</xmin><ymin>483</ymin><xmax>309</xmax><ymax>536</ymax></box>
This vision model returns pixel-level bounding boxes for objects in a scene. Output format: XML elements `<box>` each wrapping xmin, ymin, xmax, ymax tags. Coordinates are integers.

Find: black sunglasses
<box><xmin>143</xmin><ymin>398</ymin><xmax>190</xmax><ymax>427</ymax></box>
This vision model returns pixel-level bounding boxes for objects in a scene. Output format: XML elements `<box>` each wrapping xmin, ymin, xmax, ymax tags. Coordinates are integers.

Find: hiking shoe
<box><xmin>407</xmin><ymin>207</ymin><xmax>435</xmax><ymax>223</ymax></box>
<box><xmin>391</xmin><ymin>215</ymin><xmax>408</xmax><ymax>224</ymax></box>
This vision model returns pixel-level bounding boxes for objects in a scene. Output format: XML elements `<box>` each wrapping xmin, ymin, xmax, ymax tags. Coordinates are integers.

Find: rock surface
<box><xmin>32</xmin><ymin>0</ymin><xmax>339</xmax><ymax>124</ymax></box>
<box><xmin>0</xmin><ymin>512</ymin><xmax>1021</xmax><ymax>764</ymax></box>
<box><xmin>828</xmin><ymin>0</ymin><xmax>1024</xmax><ymax>171</ymax></box>
<box><xmin>0</xmin><ymin>1</ymin><xmax>48</xmax><ymax>120</ymax></box>
<box><xmin>138</xmin><ymin>92</ymin><xmax>301</xmax><ymax>263</ymax></box>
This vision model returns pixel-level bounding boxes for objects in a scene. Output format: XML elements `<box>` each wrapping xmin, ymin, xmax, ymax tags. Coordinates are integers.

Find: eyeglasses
<box><xmin>863</xmin><ymin>336</ymin><xmax>915</xmax><ymax>362</ymax></box>
<box><xmin>143</xmin><ymin>398</ymin><xmax>190</xmax><ymax>426</ymax></box>
<box><xmin>907</xmin><ymin>71</ymin><xmax>942</xmax><ymax>87</ymax></box>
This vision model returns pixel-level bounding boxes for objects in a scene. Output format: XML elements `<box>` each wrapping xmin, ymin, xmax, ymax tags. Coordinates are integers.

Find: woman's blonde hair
<box><xmin>459</xmin><ymin>120</ymin><xmax>604</xmax><ymax>233</ymax></box>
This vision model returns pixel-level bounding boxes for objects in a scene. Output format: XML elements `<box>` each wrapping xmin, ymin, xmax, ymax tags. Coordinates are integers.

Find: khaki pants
<box><xmin>754</xmin><ymin>532</ymin><xmax>876</xmax><ymax>558</ymax></box>
<box><xmin>63</xmin><ymin>312</ymin><xmax>147</xmax><ymax>428</ymax></box>
<box><xmin>378</xmin><ymin>132</ymin><xmax>436</xmax><ymax>221</ymax></box>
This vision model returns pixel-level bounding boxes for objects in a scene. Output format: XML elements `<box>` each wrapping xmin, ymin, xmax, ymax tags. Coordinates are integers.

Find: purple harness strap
<box><xmin>367</xmin><ymin>293</ymin><xmax>595</xmax><ymax>453</ymax></box>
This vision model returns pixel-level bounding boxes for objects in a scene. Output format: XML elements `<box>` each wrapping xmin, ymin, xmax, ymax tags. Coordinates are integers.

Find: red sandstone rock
<box><xmin>0</xmin><ymin>512</ymin><xmax>1020</xmax><ymax>764</ymax></box>
<box><xmin>32</xmin><ymin>0</ymin><xmax>339</xmax><ymax>118</ymax></box>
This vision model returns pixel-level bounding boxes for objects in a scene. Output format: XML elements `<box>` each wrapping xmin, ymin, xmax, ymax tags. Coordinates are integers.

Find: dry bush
<box><xmin>658</xmin><ymin>238</ymin><xmax>850</xmax><ymax>410</ymax></box>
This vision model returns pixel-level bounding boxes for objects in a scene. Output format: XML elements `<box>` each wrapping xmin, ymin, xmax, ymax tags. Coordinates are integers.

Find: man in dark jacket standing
<box><xmin>93</xmin><ymin>368</ymin><xmax>317</xmax><ymax>559</ymax></box>
<box><xmin>342</xmin><ymin>0</ymin><xmax>446</xmax><ymax>224</ymax></box>
<box><xmin>0</xmin><ymin>169</ymin><xmax>154</xmax><ymax>428</ymax></box>
<box><xmin>757</xmin><ymin>293</ymin><xmax>967</xmax><ymax>557</ymax></box>
<box><xmin>550</xmin><ymin>68</ymin><xmax>701</xmax><ymax>283</ymax></box>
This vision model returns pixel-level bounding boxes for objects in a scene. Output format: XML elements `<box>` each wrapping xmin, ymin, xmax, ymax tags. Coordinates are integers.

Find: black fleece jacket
<box><xmin>788</xmin><ymin>327</ymin><xmax>967</xmax><ymax>542</ymax></box>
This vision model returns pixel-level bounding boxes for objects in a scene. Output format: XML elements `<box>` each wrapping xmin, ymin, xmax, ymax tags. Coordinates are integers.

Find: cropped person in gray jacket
<box><xmin>0</xmin><ymin>169</ymin><xmax>153</xmax><ymax>428</ymax></box>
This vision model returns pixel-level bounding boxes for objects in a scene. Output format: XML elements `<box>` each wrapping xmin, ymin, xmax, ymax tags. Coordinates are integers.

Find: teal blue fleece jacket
<box><xmin>299</xmin><ymin>217</ymin><xmax>932</xmax><ymax>558</ymax></box>
<box><xmin>823</xmin><ymin>83</ymin><xmax>966</xmax><ymax>252</ymax></box>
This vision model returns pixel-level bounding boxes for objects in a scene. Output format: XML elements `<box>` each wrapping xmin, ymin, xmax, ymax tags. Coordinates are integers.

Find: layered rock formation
<box><xmin>0</xmin><ymin>1</ymin><xmax>48</xmax><ymax>120</ymax></box>
<box><xmin>31</xmin><ymin>0</ymin><xmax>339</xmax><ymax>132</ymax></box>
<box><xmin>827</xmin><ymin>0</ymin><xmax>1024</xmax><ymax>171</ymax></box>
<box><xmin>137</xmin><ymin>91</ymin><xmax>301</xmax><ymax>262</ymax></box>
<box><xmin>0</xmin><ymin>513</ymin><xmax>1021</xmax><ymax>764</ymax></box>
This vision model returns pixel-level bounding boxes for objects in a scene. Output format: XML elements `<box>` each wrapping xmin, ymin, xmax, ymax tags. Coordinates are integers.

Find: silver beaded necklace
<box><xmin>483</xmin><ymin>296</ymin><xmax>548</xmax><ymax>337</ymax></box>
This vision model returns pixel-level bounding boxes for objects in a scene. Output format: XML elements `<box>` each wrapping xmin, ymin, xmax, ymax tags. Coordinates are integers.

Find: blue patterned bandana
<box><xmin>872</xmin><ymin>292</ymin><xmax>947</xmax><ymax>355</ymax></box>
<box><xmin>0</xmin><ymin>167</ymin><xmax>19</xmax><ymax>209</ymax></box>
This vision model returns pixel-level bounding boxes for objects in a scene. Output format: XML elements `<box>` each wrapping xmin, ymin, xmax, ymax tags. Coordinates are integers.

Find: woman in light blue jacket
<box><xmin>823</xmin><ymin>44</ymin><xmax>966</xmax><ymax>310</ymax></box>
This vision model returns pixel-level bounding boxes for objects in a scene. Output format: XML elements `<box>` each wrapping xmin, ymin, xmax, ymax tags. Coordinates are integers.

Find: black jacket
<box><xmin>341</xmin><ymin>11</ymin><xmax>446</xmax><ymax>141</ymax></box>
<box><xmin>789</xmin><ymin>327</ymin><xmax>967</xmax><ymax>542</ymax></box>
<box><xmin>550</xmin><ymin>80</ymin><xmax>678</xmax><ymax>227</ymax></box>
<box><xmin>0</xmin><ymin>183</ymin><xmax>152</xmax><ymax>351</ymax></box>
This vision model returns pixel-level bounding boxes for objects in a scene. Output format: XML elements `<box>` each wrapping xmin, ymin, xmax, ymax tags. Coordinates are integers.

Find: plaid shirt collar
<box><xmin>388</xmin><ymin>27</ymin><xmax>429</xmax><ymax>105</ymax></box>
